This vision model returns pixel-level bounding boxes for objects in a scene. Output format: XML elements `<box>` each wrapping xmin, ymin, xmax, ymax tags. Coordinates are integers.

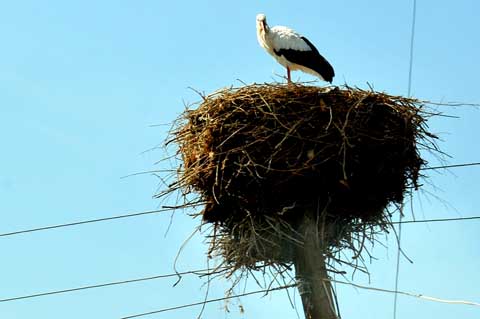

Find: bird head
<box><xmin>256</xmin><ymin>13</ymin><xmax>268</xmax><ymax>33</ymax></box>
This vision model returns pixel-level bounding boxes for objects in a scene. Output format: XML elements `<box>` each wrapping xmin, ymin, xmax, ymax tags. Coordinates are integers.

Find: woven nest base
<box><xmin>167</xmin><ymin>83</ymin><xmax>436</xmax><ymax>269</ymax></box>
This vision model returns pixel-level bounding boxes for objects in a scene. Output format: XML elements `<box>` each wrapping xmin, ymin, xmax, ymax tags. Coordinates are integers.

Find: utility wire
<box><xmin>2</xmin><ymin>211</ymin><xmax>480</xmax><ymax>305</ymax></box>
<box><xmin>120</xmin><ymin>284</ymin><xmax>296</xmax><ymax>319</ymax></box>
<box><xmin>395</xmin><ymin>1</ymin><xmax>417</xmax><ymax>318</ymax></box>
<box><xmin>0</xmin><ymin>215</ymin><xmax>475</xmax><ymax>304</ymax></box>
<box><xmin>407</xmin><ymin>0</ymin><xmax>417</xmax><ymax>98</ymax></box>
<box><xmin>391</xmin><ymin>215</ymin><xmax>480</xmax><ymax>224</ymax></box>
<box><xmin>0</xmin><ymin>208</ymin><xmax>172</xmax><ymax>238</ymax></box>
<box><xmin>0</xmin><ymin>212</ymin><xmax>479</xmax><ymax>240</ymax></box>
<box><xmin>331</xmin><ymin>278</ymin><xmax>480</xmax><ymax>307</ymax></box>
<box><xmin>120</xmin><ymin>278</ymin><xmax>480</xmax><ymax>319</ymax></box>
<box><xmin>0</xmin><ymin>161</ymin><xmax>479</xmax><ymax>239</ymax></box>
<box><xmin>0</xmin><ymin>262</ymin><xmax>479</xmax><ymax>310</ymax></box>
<box><xmin>393</xmin><ymin>211</ymin><xmax>403</xmax><ymax>319</ymax></box>
<box><xmin>0</xmin><ymin>268</ymin><xmax>220</xmax><ymax>303</ymax></box>
<box><xmin>422</xmin><ymin>162</ymin><xmax>480</xmax><ymax>171</ymax></box>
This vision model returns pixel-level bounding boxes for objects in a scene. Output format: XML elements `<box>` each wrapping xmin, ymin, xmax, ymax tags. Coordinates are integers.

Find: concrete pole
<box><xmin>294</xmin><ymin>214</ymin><xmax>339</xmax><ymax>319</ymax></box>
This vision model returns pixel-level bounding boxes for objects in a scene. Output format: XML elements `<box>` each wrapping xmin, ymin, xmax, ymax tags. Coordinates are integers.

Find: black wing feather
<box><xmin>274</xmin><ymin>36</ymin><xmax>335</xmax><ymax>83</ymax></box>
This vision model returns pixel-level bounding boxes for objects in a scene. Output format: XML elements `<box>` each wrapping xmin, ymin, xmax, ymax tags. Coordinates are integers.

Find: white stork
<box><xmin>256</xmin><ymin>13</ymin><xmax>335</xmax><ymax>83</ymax></box>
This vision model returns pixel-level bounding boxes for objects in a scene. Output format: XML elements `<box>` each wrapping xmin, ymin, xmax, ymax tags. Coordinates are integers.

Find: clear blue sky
<box><xmin>1</xmin><ymin>1</ymin><xmax>479</xmax><ymax>318</ymax></box>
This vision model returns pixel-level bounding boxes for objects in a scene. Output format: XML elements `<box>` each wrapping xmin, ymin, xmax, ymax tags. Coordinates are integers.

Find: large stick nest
<box><xmin>166</xmin><ymin>83</ymin><xmax>437</xmax><ymax>271</ymax></box>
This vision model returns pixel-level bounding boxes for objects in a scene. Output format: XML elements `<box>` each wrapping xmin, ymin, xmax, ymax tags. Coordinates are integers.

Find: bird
<box><xmin>256</xmin><ymin>13</ymin><xmax>335</xmax><ymax>83</ymax></box>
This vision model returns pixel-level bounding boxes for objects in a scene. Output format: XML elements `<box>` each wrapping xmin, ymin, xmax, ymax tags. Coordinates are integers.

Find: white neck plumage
<box><xmin>257</xmin><ymin>21</ymin><xmax>271</xmax><ymax>51</ymax></box>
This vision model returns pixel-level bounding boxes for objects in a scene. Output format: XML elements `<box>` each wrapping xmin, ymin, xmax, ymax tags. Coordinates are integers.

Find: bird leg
<box><xmin>287</xmin><ymin>67</ymin><xmax>291</xmax><ymax>83</ymax></box>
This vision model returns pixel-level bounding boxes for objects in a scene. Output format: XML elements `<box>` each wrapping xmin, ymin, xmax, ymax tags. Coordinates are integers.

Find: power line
<box><xmin>393</xmin><ymin>211</ymin><xmax>403</xmax><ymax>319</ymax></box>
<box><xmin>0</xmin><ymin>268</ymin><xmax>219</xmax><ymax>303</ymax></box>
<box><xmin>0</xmin><ymin>210</ymin><xmax>479</xmax><ymax>240</ymax></box>
<box><xmin>0</xmin><ymin>208</ymin><xmax>172</xmax><ymax>238</ymax></box>
<box><xmin>0</xmin><ymin>160</ymin><xmax>478</xmax><ymax>240</ymax></box>
<box><xmin>406</xmin><ymin>0</ymin><xmax>417</xmax><ymax>98</ymax></box>
<box><xmin>393</xmin><ymin>216</ymin><xmax>480</xmax><ymax>224</ymax></box>
<box><xmin>0</xmin><ymin>263</ymin><xmax>478</xmax><ymax>310</ymax></box>
<box><xmin>2</xmin><ymin>211</ymin><xmax>480</xmax><ymax>305</ymax></box>
<box><xmin>331</xmin><ymin>278</ymin><xmax>480</xmax><ymax>307</ymax></box>
<box><xmin>422</xmin><ymin>162</ymin><xmax>480</xmax><ymax>171</ymax></box>
<box><xmin>120</xmin><ymin>278</ymin><xmax>479</xmax><ymax>319</ymax></box>
<box><xmin>396</xmin><ymin>1</ymin><xmax>417</xmax><ymax>317</ymax></box>
<box><xmin>120</xmin><ymin>284</ymin><xmax>296</xmax><ymax>319</ymax></box>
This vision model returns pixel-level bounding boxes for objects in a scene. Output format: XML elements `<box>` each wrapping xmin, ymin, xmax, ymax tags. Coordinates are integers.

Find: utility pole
<box><xmin>294</xmin><ymin>214</ymin><xmax>339</xmax><ymax>319</ymax></box>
